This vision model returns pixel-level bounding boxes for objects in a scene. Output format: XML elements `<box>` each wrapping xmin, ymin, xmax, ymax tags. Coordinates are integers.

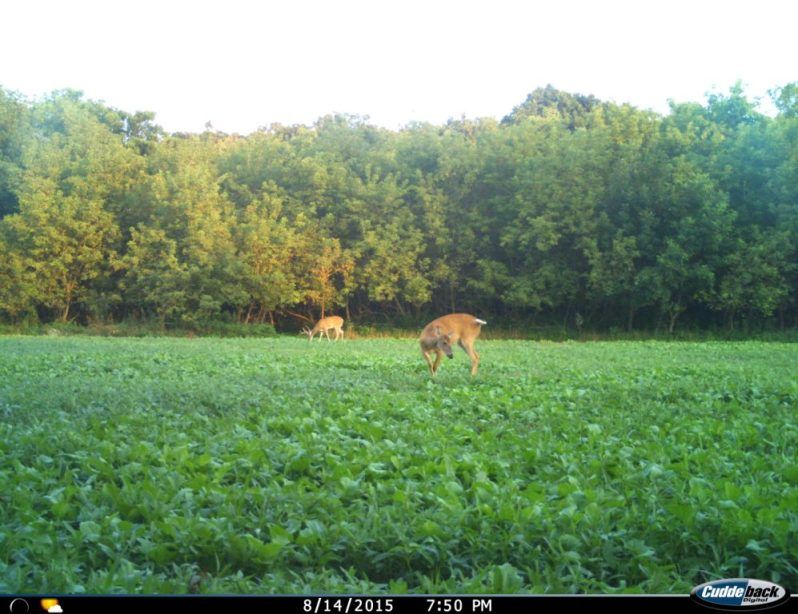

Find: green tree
<box><xmin>0</xmin><ymin>227</ymin><xmax>36</xmax><ymax>320</ymax></box>
<box><xmin>118</xmin><ymin>226</ymin><xmax>188</xmax><ymax>325</ymax></box>
<box><xmin>235</xmin><ymin>187</ymin><xmax>304</xmax><ymax>323</ymax></box>
<box><xmin>502</xmin><ymin>84</ymin><xmax>603</xmax><ymax>130</ymax></box>
<box><xmin>1</xmin><ymin>83</ymin><xmax>797</xmax><ymax>333</ymax></box>
<box><xmin>298</xmin><ymin>236</ymin><xmax>354</xmax><ymax>319</ymax></box>
<box><xmin>5</xmin><ymin>188</ymin><xmax>119</xmax><ymax>322</ymax></box>
<box><xmin>4</xmin><ymin>93</ymin><xmax>142</xmax><ymax>321</ymax></box>
<box><xmin>131</xmin><ymin>134</ymin><xmax>245</xmax><ymax>324</ymax></box>
<box><xmin>707</xmin><ymin>231</ymin><xmax>791</xmax><ymax>329</ymax></box>
<box><xmin>0</xmin><ymin>87</ymin><xmax>29</xmax><ymax>218</ymax></box>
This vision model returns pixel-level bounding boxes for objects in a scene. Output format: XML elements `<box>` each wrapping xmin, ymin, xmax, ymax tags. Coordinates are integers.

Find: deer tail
<box><xmin>475</xmin><ymin>318</ymin><xmax>487</xmax><ymax>326</ymax></box>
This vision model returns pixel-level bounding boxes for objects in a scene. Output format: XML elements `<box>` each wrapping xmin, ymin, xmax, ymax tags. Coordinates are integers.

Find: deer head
<box><xmin>433</xmin><ymin>326</ymin><xmax>454</xmax><ymax>359</ymax></box>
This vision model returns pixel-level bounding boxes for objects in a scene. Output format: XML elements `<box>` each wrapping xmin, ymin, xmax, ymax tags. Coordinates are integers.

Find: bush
<box><xmin>0</xmin><ymin>320</ymin><xmax>278</xmax><ymax>338</ymax></box>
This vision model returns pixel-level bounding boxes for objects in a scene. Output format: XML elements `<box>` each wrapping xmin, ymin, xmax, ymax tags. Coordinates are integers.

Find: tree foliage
<box><xmin>1</xmin><ymin>84</ymin><xmax>797</xmax><ymax>332</ymax></box>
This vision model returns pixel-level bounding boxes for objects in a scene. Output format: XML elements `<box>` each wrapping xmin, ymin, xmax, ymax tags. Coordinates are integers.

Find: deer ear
<box><xmin>433</xmin><ymin>325</ymin><xmax>441</xmax><ymax>336</ymax></box>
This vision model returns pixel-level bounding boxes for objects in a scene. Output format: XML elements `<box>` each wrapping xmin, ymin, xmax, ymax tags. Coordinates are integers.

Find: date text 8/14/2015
<box><xmin>300</xmin><ymin>598</ymin><xmax>494</xmax><ymax>613</ymax></box>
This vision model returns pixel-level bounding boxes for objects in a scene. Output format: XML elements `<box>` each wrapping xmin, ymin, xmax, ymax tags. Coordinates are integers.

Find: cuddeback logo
<box><xmin>691</xmin><ymin>578</ymin><xmax>790</xmax><ymax>610</ymax></box>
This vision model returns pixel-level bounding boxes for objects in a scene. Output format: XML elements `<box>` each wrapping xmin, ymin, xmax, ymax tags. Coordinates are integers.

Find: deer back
<box><xmin>313</xmin><ymin>316</ymin><xmax>344</xmax><ymax>332</ymax></box>
<box><xmin>421</xmin><ymin>313</ymin><xmax>485</xmax><ymax>343</ymax></box>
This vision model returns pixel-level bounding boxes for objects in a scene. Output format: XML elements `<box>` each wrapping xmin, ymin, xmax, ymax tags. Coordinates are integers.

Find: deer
<box><xmin>419</xmin><ymin>313</ymin><xmax>487</xmax><ymax>377</ymax></box>
<box><xmin>301</xmin><ymin>315</ymin><xmax>345</xmax><ymax>342</ymax></box>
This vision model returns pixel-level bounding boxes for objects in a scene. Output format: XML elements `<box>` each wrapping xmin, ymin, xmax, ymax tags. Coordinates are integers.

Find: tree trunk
<box><xmin>563</xmin><ymin>302</ymin><xmax>572</xmax><ymax>332</ymax></box>
<box><xmin>60</xmin><ymin>272</ymin><xmax>83</xmax><ymax>323</ymax></box>
<box><xmin>285</xmin><ymin>310</ymin><xmax>314</xmax><ymax>324</ymax></box>
<box><xmin>668</xmin><ymin>310</ymin><xmax>680</xmax><ymax>334</ymax></box>
<box><xmin>61</xmin><ymin>283</ymin><xmax>74</xmax><ymax>322</ymax></box>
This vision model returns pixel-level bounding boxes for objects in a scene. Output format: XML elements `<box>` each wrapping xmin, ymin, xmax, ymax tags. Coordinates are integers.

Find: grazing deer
<box><xmin>419</xmin><ymin>313</ymin><xmax>487</xmax><ymax>376</ymax></box>
<box><xmin>301</xmin><ymin>315</ymin><xmax>345</xmax><ymax>342</ymax></box>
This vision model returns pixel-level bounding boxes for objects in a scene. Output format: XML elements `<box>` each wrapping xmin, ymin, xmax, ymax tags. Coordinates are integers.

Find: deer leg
<box><xmin>421</xmin><ymin>349</ymin><xmax>436</xmax><ymax>376</ymax></box>
<box><xmin>460</xmin><ymin>340</ymin><xmax>480</xmax><ymax>376</ymax></box>
<box><xmin>432</xmin><ymin>349</ymin><xmax>443</xmax><ymax>375</ymax></box>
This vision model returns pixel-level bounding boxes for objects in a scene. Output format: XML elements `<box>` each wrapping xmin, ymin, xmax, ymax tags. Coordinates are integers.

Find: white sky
<box><xmin>2</xmin><ymin>0</ymin><xmax>796</xmax><ymax>134</ymax></box>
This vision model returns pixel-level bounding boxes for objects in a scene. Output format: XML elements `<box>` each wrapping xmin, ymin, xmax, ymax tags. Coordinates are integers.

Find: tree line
<box><xmin>0</xmin><ymin>83</ymin><xmax>796</xmax><ymax>333</ymax></box>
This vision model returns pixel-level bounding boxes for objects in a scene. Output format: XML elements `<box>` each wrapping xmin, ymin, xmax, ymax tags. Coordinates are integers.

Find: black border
<box><xmin>3</xmin><ymin>595</ymin><xmax>797</xmax><ymax>614</ymax></box>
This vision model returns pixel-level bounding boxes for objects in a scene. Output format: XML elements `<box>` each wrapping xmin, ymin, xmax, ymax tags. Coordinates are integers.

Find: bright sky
<box><xmin>3</xmin><ymin>0</ymin><xmax>796</xmax><ymax>134</ymax></box>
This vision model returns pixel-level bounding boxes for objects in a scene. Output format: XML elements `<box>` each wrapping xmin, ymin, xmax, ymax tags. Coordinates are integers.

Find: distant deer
<box><xmin>419</xmin><ymin>313</ymin><xmax>487</xmax><ymax>376</ymax></box>
<box><xmin>301</xmin><ymin>315</ymin><xmax>345</xmax><ymax>342</ymax></box>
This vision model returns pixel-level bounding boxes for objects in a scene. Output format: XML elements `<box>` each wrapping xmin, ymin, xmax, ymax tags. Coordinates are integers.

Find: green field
<box><xmin>1</xmin><ymin>336</ymin><xmax>796</xmax><ymax>594</ymax></box>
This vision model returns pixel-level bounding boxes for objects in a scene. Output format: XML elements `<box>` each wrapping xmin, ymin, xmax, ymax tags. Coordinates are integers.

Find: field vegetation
<box><xmin>1</xmin><ymin>336</ymin><xmax>795</xmax><ymax>594</ymax></box>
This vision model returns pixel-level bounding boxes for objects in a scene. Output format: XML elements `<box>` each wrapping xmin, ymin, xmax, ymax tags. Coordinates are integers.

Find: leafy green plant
<box><xmin>1</xmin><ymin>337</ymin><xmax>796</xmax><ymax>594</ymax></box>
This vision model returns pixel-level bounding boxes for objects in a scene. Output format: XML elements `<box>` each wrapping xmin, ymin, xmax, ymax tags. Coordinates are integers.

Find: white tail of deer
<box><xmin>301</xmin><ymin>315</ymin><xmax>345</xmax><ymax>342</ymax></box>
<box><xmin>419</xmin><ymin>313</ymin><xmax>487</xmax><ymax>376</ymax></box>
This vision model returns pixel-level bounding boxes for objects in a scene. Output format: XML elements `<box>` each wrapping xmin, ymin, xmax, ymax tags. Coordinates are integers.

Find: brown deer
<box><xmin>419</xmin><ymin>313</ymin><xmax>487</xmax><ymax>376</ymax></box>
<box><xmin>301</xmin><ymin>315</ymin><xmax>345</xmax><ymax>341</ymax></box>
